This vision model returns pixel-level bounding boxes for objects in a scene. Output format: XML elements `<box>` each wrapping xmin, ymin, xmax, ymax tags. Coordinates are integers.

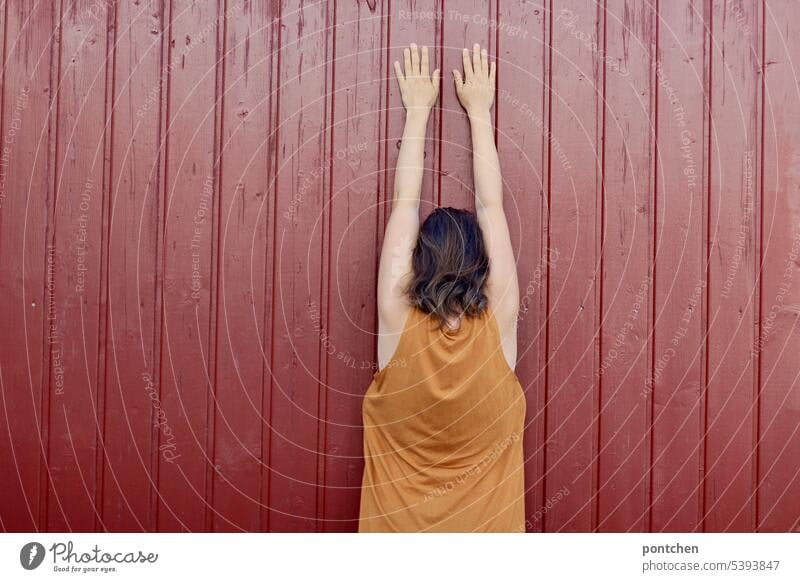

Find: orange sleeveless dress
<box><xmin>359</xmin><ymin>305</ymin><xmax>526</xmax><ymax>532</ymax></box>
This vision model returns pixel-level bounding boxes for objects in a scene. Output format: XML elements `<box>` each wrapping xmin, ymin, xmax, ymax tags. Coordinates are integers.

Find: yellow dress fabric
<box><xmin>359</xmin><ymin>305</ymin><xmax>527</xmax><ymax>532</ymax></box>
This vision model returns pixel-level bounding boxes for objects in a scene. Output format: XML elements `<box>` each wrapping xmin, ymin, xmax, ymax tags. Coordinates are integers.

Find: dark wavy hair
<box><xmin>403</xmin><ymin>207</ymin><xmax>490</xmax><ymax>331</ymax></box>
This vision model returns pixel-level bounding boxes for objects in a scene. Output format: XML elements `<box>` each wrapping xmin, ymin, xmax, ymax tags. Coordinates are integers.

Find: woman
<box><xmin>359</xmin><ymin>43</ymin><xmax>526</xmax><ymax>532</ymax></box>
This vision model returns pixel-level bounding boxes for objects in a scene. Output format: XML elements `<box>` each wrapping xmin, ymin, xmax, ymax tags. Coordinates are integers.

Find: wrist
<box><xmin>405</xmin><ymin>107</ymin><xmax>431</xmax><ymax>124</ymax></box>
<box><xmin>467</xmin><ymin>108</ymin><xmax>492</xmax><ymax>122</ymax></box>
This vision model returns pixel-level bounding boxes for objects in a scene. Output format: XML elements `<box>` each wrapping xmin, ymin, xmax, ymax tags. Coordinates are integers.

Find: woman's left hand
<box><xmin>393</xmin><ymin>43</ymin><xmax>440</xmax><ymax>114</ymax></box>
<box><xmin>453</xmin><ymin>43</ymin><xmax>496</xmax><ymax>116</ymax></box>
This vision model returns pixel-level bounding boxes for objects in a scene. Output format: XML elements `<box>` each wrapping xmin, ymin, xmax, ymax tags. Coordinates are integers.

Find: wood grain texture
<box><xmin>101</xmin><ymin>0</ymin><xmax>163</xmax><ymax>533</ymax></box>
<box><xmin>0</xmin><ymin>0</ymin><xmax>54</xmax><ymax>532</ymax></box>
<box><xmin>598</xmin><ymin>0</ymin><xmax>655</xmax><ymax>533</ymax></box>
<box><xmin>650</xmin><ymin>0</ymin><xmax>708</xmax><ymax>532</ymax></box>
<box><xmin>321</xmin><ymin>0</ymin><xmax>385</xmax><ymax>532</ymax></box>
<box><xmin>704</xmin><ymin>0</ymin><xmax>761</xmax><ymax>532</ymax></box>
<box><xmin>267</xmin><ymin>0</ymin><xmax>330</xmax><ymax>532</ymax></box>
<box><xmin>157</xmin><ymin>0</ymin><xmax>219</xmax><ymax>532</ymax></box>
<box><xmin>211</xmin><ymin>0</ymin><xmax>272</xmax><ymax>532</ymax></box>
<box><xmin>546</xmin><ymin>0</ymin><xmax>602</xmax><ymax>532</ymax></box>
<box><xmin>46</xmin><ymin>0</ymin><xmax>110</xmax><ymax>532</ymax></box>
<box><xmin>760</xmin><ymin>0</ymin><xmax>800</xmax><ymax>532</ymax></box>
<box><xmin>0</xmin><ymin>0</ymin><xmax>797</xmax><ymax>532</ymax></box>
<box><xmin>496</xmin><ymin>0</ymin><xmax>547</xmax><ymax>532</ymax></box>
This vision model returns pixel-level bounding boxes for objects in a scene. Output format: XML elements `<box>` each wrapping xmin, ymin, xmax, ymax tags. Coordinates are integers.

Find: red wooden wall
<box><xmin>1</xmin><ymin>0</ymin><xmax>799</xmax><ymax>532</ymax></box>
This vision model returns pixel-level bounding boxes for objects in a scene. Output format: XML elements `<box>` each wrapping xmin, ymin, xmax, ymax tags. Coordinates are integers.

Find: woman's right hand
<box><xmin>394</xmin><ymin>43</ymin><xmax>441</xmax><ymax>114</ymax></box>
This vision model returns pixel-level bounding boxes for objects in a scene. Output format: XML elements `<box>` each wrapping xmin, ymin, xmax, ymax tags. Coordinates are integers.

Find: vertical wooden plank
<box><xmin>704</xmin><ymin>0</ymin><xmax>760</xmax><ymax>532</ymax></box>
<box><xmin>545</xmin><ymin>0</ymin><xmax>602</xmax><ymax>532</ymax></box>
<box><xmin>439</xmin><ymin>1</ymin><xmax>497</xmax><ymax>210</ymax></box>
<box><xmin>100</xmin><ymin>0</ymin><xmax>163</xmax><ymax>532</ymax></box>
<box><xmin>267</xmin><ymin>0</ymin><xmax>330</xmax><ymax>532</ymax></box>
<box><xmin>321</xmin><ymin>0</ymin><xmax>384</xmax><ymax>532</ymax></box>
<box><xmin>759</xmin><ymin>0</ymin><xmax>800</xmax><ymax>532</ymax></box>
<box><xmin>385</xmin><ymin>2</ymin><xmax>440</xmax><ymax>221</ymax></box>
<box><xmin>495</xmin><ymin>0</ymin><xmax>547</xmax><ymax>532</ymax></box>
<box><xmin>260</xmin><ymin>0</ymin><xmax>280</xmax><ymax>533</ymax></box>
<box><xmin>0</xmin><ymin>0</ymin><xmax>53</xmax><ymax>531</ymax></box>
<box><xmin>211</xmin><ymin>1</ymin><xmax>271</xmax><ymax>532</ymax></box>
<box><xmin>650</xmin><ymin>0</ymin><xmax>708</xmax><ymax>532</ymax></box>
<box><xmin>597</xmin><ymin>0</ymin><xmax>655</xmax><ymax>532</ymax></box>
<box><xmin>157</xmin><ymin>0</ymin><xmax>220</xmax><ymax>531</ymax></box>
<box><xmin>45</xmin><ymin>0</ymin><xmax>110</xmax><ymax>532</ymax></box>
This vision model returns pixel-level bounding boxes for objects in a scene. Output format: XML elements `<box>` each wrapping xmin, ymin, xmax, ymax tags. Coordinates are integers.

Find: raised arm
<box><xmin>454</xmin><ymin>44</ymin><xmax>520</xmax><ymax>337</ymax></box>
<box><xmin>377</xmin><ymin>44</ymin><xmax>440</xmax><ymax>332</ymax></box>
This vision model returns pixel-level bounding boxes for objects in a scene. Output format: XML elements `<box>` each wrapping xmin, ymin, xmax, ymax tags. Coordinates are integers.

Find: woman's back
<box><xmin>359</xmin><ymin>305</ymin><xmax>526</xmax><ymax>532</ymax></box>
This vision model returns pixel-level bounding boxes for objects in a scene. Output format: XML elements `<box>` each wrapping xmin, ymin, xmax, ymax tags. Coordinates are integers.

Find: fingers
<box><xmin>481</xmin><ymin>48</ymin><xmax>489</xmax><ymax>76</ymax></box>
<box><xmin>489</xmin><ymin>61</ymin><xmax>496</xmax><ymax>87</ymax></box>
<box><xmin>403</xmin><ymin>47</ymin><xmax>412</xmax><ymax>78</ymax></box>
<box><xmin>462</xmin><ymin>48</ymin><xmax>473</xmax><ymax>80</ymax></box>
<box><xmin>410</xmin><ymin>43</ymin><xmax>420</xmax><ymax>76</ymax></box>
<box><xmin>421</xmin><ymin>45</ymin><xmax>429</xmax><ymax>77</ymax></box>
<box><xmin>453</xmin><ymin>69</ymin><xmax>463</xmax><ymax>93</ymax></box>
<box><xmin>472</xmin><ymin>43</ymin><xmax>481</xmax><ymax>77</ymax></box>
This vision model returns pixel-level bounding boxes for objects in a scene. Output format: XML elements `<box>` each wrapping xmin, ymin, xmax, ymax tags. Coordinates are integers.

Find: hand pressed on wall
<box><xmin>453</xmin><ymin>43</ymin><xmax>497</xmax><ymax>115</ymax></box>
<box><xmin>393</xmin><ymin>43</ymin><xmax>441</xmax><ymax>113</ymax></box>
